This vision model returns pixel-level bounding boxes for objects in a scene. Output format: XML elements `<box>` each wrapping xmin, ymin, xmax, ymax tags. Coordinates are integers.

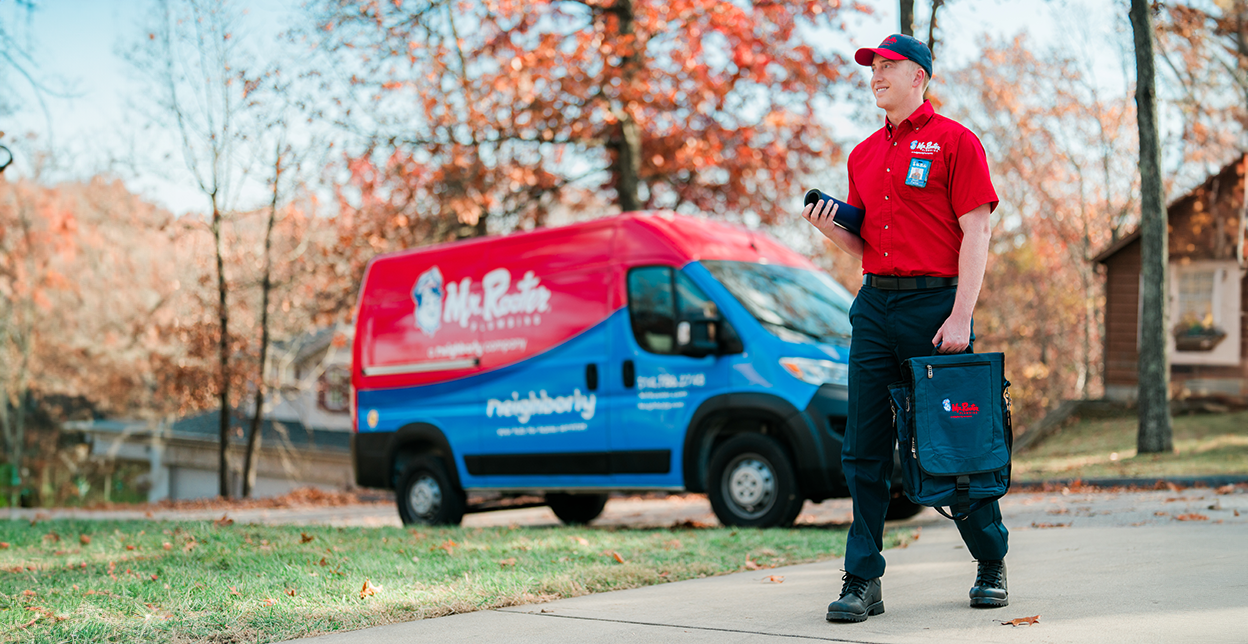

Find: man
<box><xmin>803</xmin><ymin>33</ymin><xmax>1009</xmax><ymax>623</ymax></box>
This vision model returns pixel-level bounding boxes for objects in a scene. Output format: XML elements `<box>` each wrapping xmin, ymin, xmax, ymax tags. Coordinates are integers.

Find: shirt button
<box><xmin>884</xmin><ymin>252</ymin><xmax>889</xmax><ymax>257</ymax></box>
<box><xmin>886</xmin><ymin>168</ymin><xmax>891</xmax><ymax>172</ymax></box>
<box><xmin>884</xmin><ymin>225</ymin><xmax>889</xmax><ymax>229</ymax></box>
<box><xmin>885</xmin><ymin>195</ymin><xmax>889</xmax><ymax>200</ymax></box>
<box><xmin>893</xmin><ymin>142</ymin><xmax>897</xmax><ymax>146</ymax></box>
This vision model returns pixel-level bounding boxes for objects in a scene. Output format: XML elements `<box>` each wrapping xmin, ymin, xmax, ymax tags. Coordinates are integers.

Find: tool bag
<box><xmin>889</xmin><ymin>352</ymin><xmax>1012</xmax><ymax>520</ymax></box>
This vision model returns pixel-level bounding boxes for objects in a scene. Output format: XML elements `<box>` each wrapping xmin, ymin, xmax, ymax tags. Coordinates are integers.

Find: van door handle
<box><xmin>622</xmin><ymin>360</ymin><xmax>635</xmax><ymax>389</ymax></box>
<box><xmin>586</xmin><ymin>364</ymin><xmax>599</xmax><ymax>391</ymax></box>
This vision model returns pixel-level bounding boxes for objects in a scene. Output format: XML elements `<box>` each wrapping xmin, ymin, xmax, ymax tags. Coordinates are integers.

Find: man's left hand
<box><xmin>932</xmin><ymin>314</ymin><xmax>972</xmax><ymax>354</ymax></box>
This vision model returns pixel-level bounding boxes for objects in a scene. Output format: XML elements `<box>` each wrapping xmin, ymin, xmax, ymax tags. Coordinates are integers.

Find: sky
<box><xmin>1</xmin><ymin>0</ymin><xmax>1126</xmax><ymax>217</ymax></box>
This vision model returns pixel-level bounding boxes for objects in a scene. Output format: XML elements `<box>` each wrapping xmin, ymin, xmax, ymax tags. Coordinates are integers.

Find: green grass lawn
<box><xmin>1014</xmin><ymin>409</ymin><xmax>1248</xmax><ymax>482</ymax></box>
<box><xmin>0</xmin><ymin>518</ymin><xmax>911</xmax><ymax>643</ymax></box>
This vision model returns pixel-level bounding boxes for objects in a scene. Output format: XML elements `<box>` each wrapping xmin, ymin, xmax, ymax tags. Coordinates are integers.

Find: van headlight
<box><xmin>779</xmin><ymin>357</ymin><xmax>848</xmax><ymax>386</ymax></box>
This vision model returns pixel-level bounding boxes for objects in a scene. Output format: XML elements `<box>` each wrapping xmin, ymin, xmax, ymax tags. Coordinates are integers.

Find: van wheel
<box><xmin>545</xmin><ymin>493</ymin><xmax>609</xmax><ymax>525</ymax></box>
<box><xmin>396</xmin><ymin>455</ymin><xmax>466</xmax><ymax>526</ymax></box>
<box><xmin>886</xmin><ymin>493</ymin><xmax>923</xmax><ymax>521</ymax></box>
<box><xmin>707</xmin><ymin>433</ymin><xmax>802</xmax><ymax>528</ymax></box>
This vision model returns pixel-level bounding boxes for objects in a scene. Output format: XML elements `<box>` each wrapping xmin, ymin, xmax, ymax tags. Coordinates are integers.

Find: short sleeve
<box><xmin>846</xmin><ymin>152</ymin><xmax>865</xmax><ymax>211</ymax></box>
<box><xmin>949</xmin><ymin>130</ymin><xmax>999</xmax><ymax>216</ymax></box>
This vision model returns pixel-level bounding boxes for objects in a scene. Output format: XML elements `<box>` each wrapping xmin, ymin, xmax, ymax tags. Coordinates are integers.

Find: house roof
<box><xmin>1092</xmin><ymin>152</ymin><xmax>1246</xmax><ymax>264</ymax></box>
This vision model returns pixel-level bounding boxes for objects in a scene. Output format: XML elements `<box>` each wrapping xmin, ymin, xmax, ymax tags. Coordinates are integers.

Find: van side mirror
<box><xmin>677</xmin><ymin>318</ymin><xmax>720</xmax><ymax>358</ymax></box>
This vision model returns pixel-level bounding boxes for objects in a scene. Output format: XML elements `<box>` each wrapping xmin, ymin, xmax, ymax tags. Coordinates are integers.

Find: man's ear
<box><xmin>913</xmin><ymin>65</ymin><xmax>925</xmax><ymax>89</ymax></box>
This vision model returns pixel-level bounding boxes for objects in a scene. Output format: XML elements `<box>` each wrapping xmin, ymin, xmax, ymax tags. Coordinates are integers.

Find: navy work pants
<box><xmin>842</xmin><ymin>284</ymin><xmax>1009</xmax><ymax>580</ymax></box>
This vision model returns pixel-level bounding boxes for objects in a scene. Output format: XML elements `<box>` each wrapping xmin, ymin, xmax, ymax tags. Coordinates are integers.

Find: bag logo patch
<box><xmin>945</xmin><ymin>399</ymin><xmax>980</xmax><ymax>419</ymax></box>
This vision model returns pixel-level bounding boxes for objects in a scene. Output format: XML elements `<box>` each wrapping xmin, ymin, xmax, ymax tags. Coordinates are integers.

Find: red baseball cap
<box><xmin>855</xmin><ymin>33</ymin><xmax>933</xmax><ymax>78</ymax></box>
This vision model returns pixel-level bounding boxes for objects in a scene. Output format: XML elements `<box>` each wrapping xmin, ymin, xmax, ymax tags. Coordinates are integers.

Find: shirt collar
<box><xmin>884</xmin><ymin>100</ymin><xmax>936</xmax><ymax>138</ymax></box>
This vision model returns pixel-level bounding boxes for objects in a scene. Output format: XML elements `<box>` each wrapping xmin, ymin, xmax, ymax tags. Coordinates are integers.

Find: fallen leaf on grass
<box><xmin>300</xmin><ymin>533</ymin><xmax>315</xmax><ymax>544</ymax></box>
<box><xmin>162</xmin><ymin>542</ymin><xmax>172</xmax><ymax>550</ymax></box>
<box><xmin>662</xmin><ymin>539</ymin><xmax>682</xmax><ymax>549</ymax></box>
<box><xmin>286</xmin><ymin>589</ymin><xmax>297</xmax><ymax>597</ymax></box>
<box><xmin>1001</xmin><ymin>615</ymin><xmax>1040</xmax><ymax>627</ymax></box>
<box><xmin>43</xmin><ymin>532</ymin><xmax>60</xmax><ymax>544</ymax></box>
<box><xmin>125</xmin><ymin>545</ymin><xmax>136</xmax><ymax>551</ymax></box>
<box><xmin>22</xmin><ymin>590</ymin><xmax>36</xmax><ymax>596</ymax></box>
<box><xmin>1030</xmin><ymin>522</ymin><xmax>1070</xmax><ymax>529</ymax></box>
<box><xmin>1173</xmin><ymin>513</ymin><xmax>1208</xmax><ymax>521</ymax></box>
<box><xmin>229</xmin><ymin>586</ymin><xmax>241</xmax><ymax>597</ymax></box>
<box><xmin>434</xmin><ymin>539</ymin><xmax>458</xmax><ymax>555</ymax></box>
<box><xmin>183</xmin><ymin>538</ymin><xmax>198</xmax><ymax>552</ymax></box>
<box><xmin>499</xmin><ymin>557</ymin><xmax>516</xmax><ymax>567</ymax></box>
<box><xmin>359</xmin><ymin>579</ymin><xmax>380</xmax><ymax>599</ymax></box>
<box><xmin>214</xmin><ymin>515</ymin><xmax>234</xmax><ymax>527</ymax></box>
<box><xmin>764</xmin><ymin>575</ymin><xmax>784</xmax><ymax>583</ymax></box>
<box><xmin>574</xmin><ymin>536</ymin><xmax>589</xmax><ymax>546</ymax></box>
<box><xmin>671</xmin><ymin>519</ymin><xmax>713</xmax><ymax>529</ymax></box>
<box><xmin>602</xmin><ymin>550</ymin><xmax>626</xmax><ymax>564</ymax></box>
<box><xmin>0</xmin><ymin>543</ymin><xmax>8</xmax><ymax>549</ymax></box>
<box><xmin>744</xmin><ymin>556</ymin><xmax>760</xmax><ymax>571</ymax></box>
<box><xmin>261</xmin><ymin>598</ymin><xmax>278</xmax><ymax>607</ymax></box>
<box><xmin>79</xmin><ymin>535</ymin><xmax>91</xmax><ymax>546</ymax></box>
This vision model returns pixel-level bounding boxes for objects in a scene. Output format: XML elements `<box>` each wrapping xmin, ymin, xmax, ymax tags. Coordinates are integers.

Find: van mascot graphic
<box><xmin>412</xmin><ymin>266</ymin><xmax>445</xmax><ymax>337</ymax></box>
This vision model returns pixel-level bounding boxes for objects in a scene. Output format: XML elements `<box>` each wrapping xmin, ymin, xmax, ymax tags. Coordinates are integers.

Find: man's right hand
<box><xmin>803</xmin><ymin>199</ymin><xmax>864</xmax><ymax>259</ymax></box>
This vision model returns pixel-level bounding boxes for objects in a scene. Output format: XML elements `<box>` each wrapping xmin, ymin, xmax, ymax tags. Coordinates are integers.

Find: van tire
<box><xmin>396</xmin><ymin>455</ymin><xmax>466</xmax><ymax>526</ymax></box>
<box><xmin>707</xmin><ymin>433</ymin><xmax>802</xmax><ymax>528</ymax></box>
<box><xmin>545</xmin><ymin>493</ymin><xmax>609</xmax><ymax>525</ymax></box>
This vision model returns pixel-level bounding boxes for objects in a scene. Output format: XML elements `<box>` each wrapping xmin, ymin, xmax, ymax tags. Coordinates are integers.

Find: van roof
<box><xmin>369</xmin><ymin>211</ymin><xmax>816</xmax><ymax>269</ymax></box>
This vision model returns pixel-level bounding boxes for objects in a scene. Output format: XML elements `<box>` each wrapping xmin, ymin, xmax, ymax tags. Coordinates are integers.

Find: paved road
<box><xmin>12</xmin><ymin>484</ymin><xmax>1245</xmax><ymax>532</ymax></box>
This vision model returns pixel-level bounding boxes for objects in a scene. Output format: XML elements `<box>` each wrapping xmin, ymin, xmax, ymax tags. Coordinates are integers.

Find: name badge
<box><xmin>905</xmin><ymin>158</ymin><xmax>931</xmax><ymax>188</ymax></box>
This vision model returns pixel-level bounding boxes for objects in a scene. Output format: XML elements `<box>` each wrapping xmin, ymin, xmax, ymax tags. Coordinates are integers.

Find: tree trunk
<box><xmin>926</xmin><ymin>0</ymin><xmax>945</xmax><ymax>58</ymax></box>
<box><xmin>212</xmin><ymin>195</ymin><xmax>233</xmax><ymax>497</ymax></box>
<box><xmin>609</xmin><ymin>0</ymin><xmax>642</xmax><ymax>212</ymax></box>
<box><xmin>899</xmin><ymin>0</ymin><xmax>915</xmax><ymax>36</ymax></box>
<box><xmin>1129</xmin><ymin>0</ymin><xmax>1174</xmax><ymax>454</ymax></box>
<box><xmin>243</xmin><ymin>151</ymin><xmax>283</xmax><ymax>498</ymax></box>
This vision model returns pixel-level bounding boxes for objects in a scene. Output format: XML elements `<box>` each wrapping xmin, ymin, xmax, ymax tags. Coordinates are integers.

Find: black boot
<box><xmin>969</xmin><ymin>559</ymin><xmax>1008</xmax><ymax>608</ymax></box>
<box><xmin>826</xmin><ymin>573</ymin><xmax>884</xmax><ymax>622</ymax></box>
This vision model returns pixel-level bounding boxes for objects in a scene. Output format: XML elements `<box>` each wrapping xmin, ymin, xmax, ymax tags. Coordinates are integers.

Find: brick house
<box><xmin>1093</xmin><ymin>154</ymin><xmax>1247</xmax><ymax>402</ymax></box>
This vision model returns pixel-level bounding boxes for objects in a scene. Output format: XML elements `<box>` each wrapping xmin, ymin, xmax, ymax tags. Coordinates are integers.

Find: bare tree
<box><xmin>130</xmin><ymin>0</ymin><xmax>252</xmax><ymax>497</ymax></box>
<box><xmin>1129</xmin><ymin>0</ymin><xmax>1174</xmax><ymax>453</ymax></box>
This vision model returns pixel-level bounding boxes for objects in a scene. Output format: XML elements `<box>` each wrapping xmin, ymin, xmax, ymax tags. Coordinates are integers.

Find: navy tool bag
<box><xmin>889</xmin><ymin>352</ymin><xmax>1012</xmax><ymax>520</ymax></box>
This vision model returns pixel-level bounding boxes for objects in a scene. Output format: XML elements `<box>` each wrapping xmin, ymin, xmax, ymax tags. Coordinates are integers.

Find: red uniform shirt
<box><xmin>846</xmin><ymin>101</ymin><xmax>998</xmax><ymax>278</ymax></box>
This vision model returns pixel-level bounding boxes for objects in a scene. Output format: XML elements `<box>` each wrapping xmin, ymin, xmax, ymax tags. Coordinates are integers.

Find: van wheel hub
<box><xmin>408</xmin><ymin>475</ymin><xmax>442</xmax><ymax>517</ymax></box>
<box><xmin>726</xmin><ymin>457</ymin><xmax>775</xmax><ymax>516</ymax></box>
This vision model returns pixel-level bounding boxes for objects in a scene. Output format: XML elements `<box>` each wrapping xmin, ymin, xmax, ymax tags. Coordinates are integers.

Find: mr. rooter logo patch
<box><xmin>942</xmin><ymin>398</ymin><xmax>979</xmax><ymax>419</ymax></box>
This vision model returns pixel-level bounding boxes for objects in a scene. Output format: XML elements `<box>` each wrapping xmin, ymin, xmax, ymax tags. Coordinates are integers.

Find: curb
<box><xmin>1016</xmin><ymin>474</ymin><xmax>1248</xmax><ymax>490</ymax></box>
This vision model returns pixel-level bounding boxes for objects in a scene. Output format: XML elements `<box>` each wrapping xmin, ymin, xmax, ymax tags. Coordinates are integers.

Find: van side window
<box><xmin>627</xmin><ymin>267</ymin><xmax>718</xmax><ymax>354</ymax></box>
<box><xmin>628</xmin><ymin>267</ymin><xmax>677</xmax><ymax>354</ymax></box>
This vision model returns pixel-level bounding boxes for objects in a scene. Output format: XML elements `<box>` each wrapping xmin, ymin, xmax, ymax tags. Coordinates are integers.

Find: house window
<box><xmin>318</xmin><ymin>366</ymin><xmax>350</xmax><ymax>413</ymax></box>
<box><xmin>1175</xmin><ymin>270</ymin><xmax>1216</xmax><ymax>331</ymax></box>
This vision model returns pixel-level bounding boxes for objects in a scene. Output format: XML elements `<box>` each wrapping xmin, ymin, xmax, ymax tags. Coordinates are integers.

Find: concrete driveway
<box><xmin>274</xmin><ymin>485</ymin><xmax>1248</xmax><ymax>644</ymax></box>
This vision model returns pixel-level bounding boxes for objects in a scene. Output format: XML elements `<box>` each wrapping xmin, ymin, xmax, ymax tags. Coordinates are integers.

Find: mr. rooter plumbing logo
<box><xmin>412</xmin><ymin>266</ymin><xmax>552</xmax><ymax>337</ymax></box>
<box><xmin>942</xmin><ymin>398</ymin><xmax>979</xmax><ymax>419</ymax></box>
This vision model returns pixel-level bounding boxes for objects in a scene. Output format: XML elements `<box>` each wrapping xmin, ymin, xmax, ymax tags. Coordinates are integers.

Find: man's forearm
<box><xmin>828</xmin><ymin>224</ymin><xmax>865</xmax><ymax>259</ymax></box>
<box><xmin>951</xmin><ymin>204</ymin><xmax>992</xmax><ymax>320</ymax></box>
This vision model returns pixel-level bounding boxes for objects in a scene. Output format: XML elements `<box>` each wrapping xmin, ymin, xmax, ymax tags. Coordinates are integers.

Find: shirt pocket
<box><xmin>900</xmin><ymin>155</ymin><xmax>946</xmax><ymax>196</ymax></box>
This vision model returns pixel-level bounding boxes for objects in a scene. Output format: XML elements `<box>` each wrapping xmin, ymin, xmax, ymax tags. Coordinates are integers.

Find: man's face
<box><xmin>870</xmin><ymin>54</ymin><xmax>921</xmax><ymax>111</ymax></box>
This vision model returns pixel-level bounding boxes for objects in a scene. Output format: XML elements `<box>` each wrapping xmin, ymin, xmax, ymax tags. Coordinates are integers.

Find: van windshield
<box><xmin>702</xmin><ymin>260</ymin><xmax>853</xmax><ymax>343</ymax></box>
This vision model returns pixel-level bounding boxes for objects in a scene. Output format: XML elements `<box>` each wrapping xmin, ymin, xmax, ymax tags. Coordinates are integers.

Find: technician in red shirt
<box><xmin>803</xmin><ymin>33</ymin><xmax>1009</xmax><ymax>623</ymax></box>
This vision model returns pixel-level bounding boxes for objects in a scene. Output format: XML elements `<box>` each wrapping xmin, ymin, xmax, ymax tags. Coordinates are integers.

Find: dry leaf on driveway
<box><xmin>1001</xmin><ymin>615</ymin><xmax>1040</xmax><ymax>626</ymax></box>
<box><xmin>764</xmin><ymin>575</ymin><xmax>784</xmax><ymax>583</ymax></box>
<box><xmin>1030</xmin><ymin>522</ymin><xmax>1070</xmax><ymax>529</ymax></box>
<box><xmin>1173</xmin><ymin>513</ymin><xmax>1208</xmax><ymax>521</ymax></box>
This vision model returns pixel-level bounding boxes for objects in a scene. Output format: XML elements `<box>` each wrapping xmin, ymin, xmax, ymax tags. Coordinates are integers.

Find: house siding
<box><xmin>1098</xmin><ymin>155</ymin><xmax>1248</xmax><ymax>400</ymax></box>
